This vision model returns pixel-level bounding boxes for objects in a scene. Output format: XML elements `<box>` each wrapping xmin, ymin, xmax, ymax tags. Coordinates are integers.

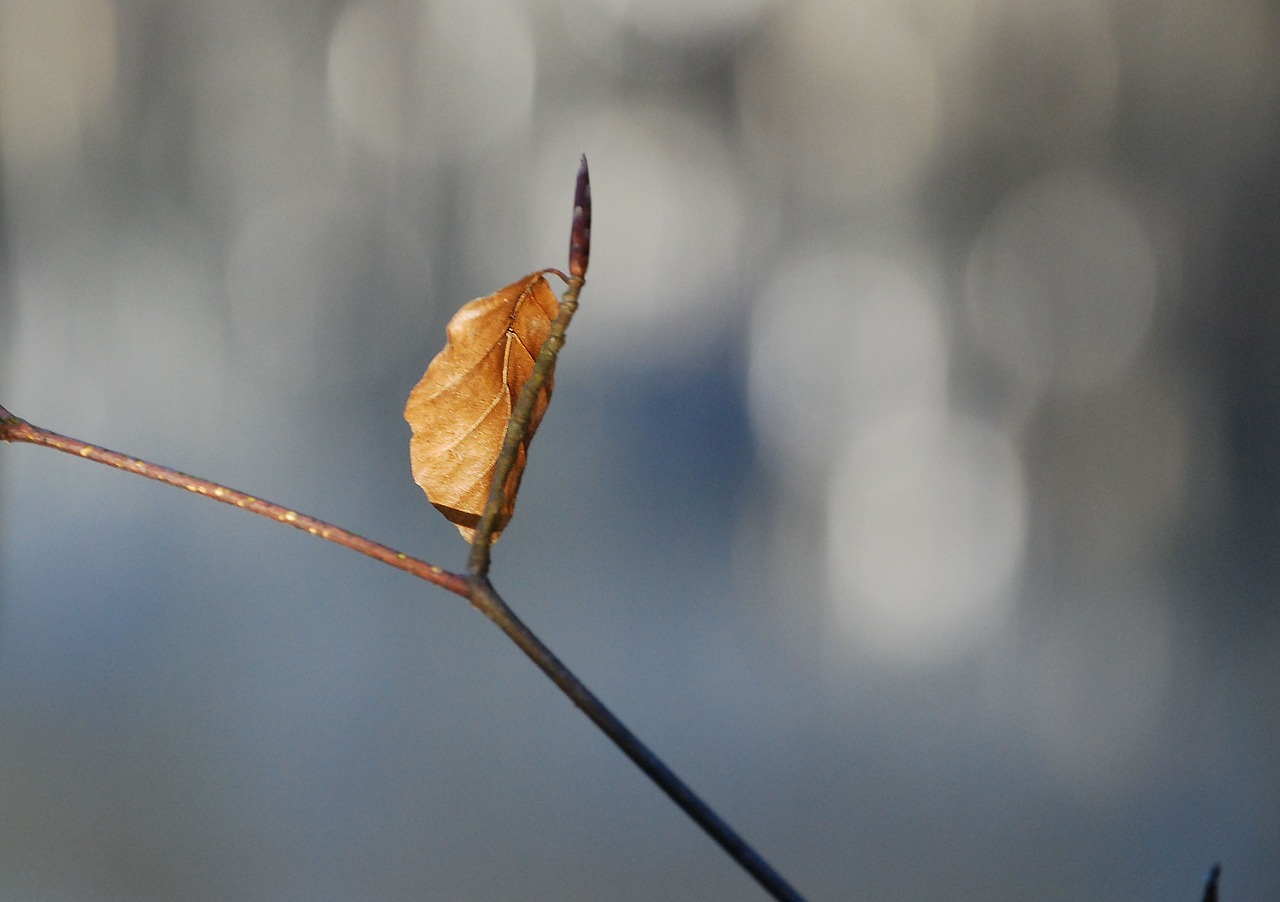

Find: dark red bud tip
<box><xmin>569</xmin><ymin>154</ymin><xmax>591</xmax><ymax>278</ymax></box>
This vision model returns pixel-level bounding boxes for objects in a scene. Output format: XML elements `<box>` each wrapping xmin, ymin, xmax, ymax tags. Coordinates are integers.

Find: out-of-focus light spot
<box><xmin>736</xmin><ymin>0</ymin><xmax>938</xmax><ymax>205</ymax></box>
<box><xmin>226</xmin><ymin>188</ymin><xmax>411</xmax><ymax>393</ymax></box>
<box><xmin>10</xmin><ymin>223</ymin><xmax>222</xmax><ymax>441</ymax></box>
<box><xmin>526</xmin><ymin>106</ymin><xmax>748</xmax><ymax>367</ymax></box>
<box><xmin>827</xmin><ymin>410</ymin><xmax>1026</xmax><ymax>667</ymax></box>
<box><xmin>597</xmin><ymin>0</ymin><xmax>773</xmax><ymax>43</ymax></box>
<box><xmin>417</xmin><ymin>0</ymin><xmax>535</xmax><ymax>159</ymax></box>
<box><xmin>747</xmin><ymin>249</ymin><xmax>948</xmax><ymax>483</ymax></box>
<box><xmin>1033</xmin><ymin>364</ymin><xmax>1191</xmax><ymax>572</ymax></box>
<box><xmin>561</xmin><ymin>0</ymin><xmax>775</xmax><ymax>81</ymax></box>
<box><xmin>327</xmin><ymin>0</ymin><xmax>417</xmax><ymax>161</ymax></box>
<box><xmin>0</xmin><ymin>0</ymin><xmax>117</xmax><ymax>163</ymax></box>
<box><xmin>964</xmin><ymin>170</ymin><xmax>1158</xmax><ymax>397</ymax></box>
<box><xmin>995</xmin><ymin>591</ymin><xmax>1176</xmax><ymax>791</ymax></box>
<box><xmin>103</xmin><ymin>230</ymin><xmax>229</xmax><ymax>437</ymax></box>
<box><xmin>948</xmin><ymin>0</ymin><xmax>1118</xmax><ymax>153</ymax></box>
<box><xmin>190</xmin><ymin>28</ymin><xmax>323</xmax><ymax>223</ymax></box>
<box><xmin>1125</xmin><ymin>0</ymin><xmax>1279</xmax><ymax>169</ymax></box>
<box><xmin>328</xmin><ymin>0</ymin><xmax>535</xmax><ymax>164</ymax></box>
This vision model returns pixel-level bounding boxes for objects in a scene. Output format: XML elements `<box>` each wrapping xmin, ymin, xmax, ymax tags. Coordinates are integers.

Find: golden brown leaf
<box><xmin>404</xmin><ymin>271</ymin><xmax>560</xmax><ymax>542</ymax></box>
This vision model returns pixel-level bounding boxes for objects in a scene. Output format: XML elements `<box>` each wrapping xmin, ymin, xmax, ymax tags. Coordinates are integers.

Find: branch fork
<box><xmin>0</xmin><ymin>156</ymin><xmax>805</xmax><ymax>902</ymax></box>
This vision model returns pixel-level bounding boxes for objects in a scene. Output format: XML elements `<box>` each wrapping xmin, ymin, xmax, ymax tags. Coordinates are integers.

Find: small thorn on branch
<box><xmin>569</xmin><ymin>154</ymin><xmax>591</xmax><ymax>278</ymax></box>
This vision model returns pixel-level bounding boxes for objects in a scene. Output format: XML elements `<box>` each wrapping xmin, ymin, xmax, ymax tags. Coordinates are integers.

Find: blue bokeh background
<box><xmin>2</xmin><ymin>1</ymin><xmax>1278</xmax><ymax>898</ymax></box>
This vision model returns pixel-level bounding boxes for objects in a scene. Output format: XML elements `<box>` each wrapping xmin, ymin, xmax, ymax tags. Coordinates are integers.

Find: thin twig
<box><xmin>468</xmin><ymin>154</ymin><xmax>590</xmax><ymax>575</ymax></box>
<box><xmin>465</xmin><ymin>155</ymin><xmax>804</xmax><ymax>900</ymax></box>
<box><xmin>2</xmin><ymin>400</ymin><xmax>804</xmax><ymax>900</ymax></box>
<box><xmin>466</xmin><ymin>274</ymin><xmax>582</xmax><ymax>575</ymax></box>
<box><xmin>1201</xmin><ymin>864</ymin><xmax>1221</xmax><ymax>902</ymax></box>
<box><xmin>469</xmin><ymin>575</ymin><xmax>805</xmax><ymax>901</ymax></box>
<box><xmin>1</xmin><ymin>157</ymin><xmax>807</xmax><ymax>901</ymax></box>
<box><xmin>0</xmin><ymin>404</ymin><xmax>468</xmax><ymax>598</ymax></box>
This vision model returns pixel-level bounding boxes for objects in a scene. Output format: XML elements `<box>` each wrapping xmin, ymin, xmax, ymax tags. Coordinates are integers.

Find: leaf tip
<box><xmin>569</xmin><ymin>155</ymin><xmax>591</xmax><ymax>278</ymax></box>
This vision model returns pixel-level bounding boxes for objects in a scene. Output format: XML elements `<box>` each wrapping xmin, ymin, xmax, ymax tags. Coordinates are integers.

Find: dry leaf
<box><xmin>404</xmin><ymin>271</ymin><xmax>560</xmax><ymax>542</ymax></box>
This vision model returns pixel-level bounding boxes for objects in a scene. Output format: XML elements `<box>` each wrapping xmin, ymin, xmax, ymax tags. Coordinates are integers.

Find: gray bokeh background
<box><xmin>3</xmin><ymin>1</ymin><xmax>1279</xmax><ymax>898</ymax></box>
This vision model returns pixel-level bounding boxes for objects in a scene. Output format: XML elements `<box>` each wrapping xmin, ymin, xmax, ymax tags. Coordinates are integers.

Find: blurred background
<box><xmin>1</xmin><ymin>0</ymin><xmax>1278</xmax><ymax>898</ymax></box>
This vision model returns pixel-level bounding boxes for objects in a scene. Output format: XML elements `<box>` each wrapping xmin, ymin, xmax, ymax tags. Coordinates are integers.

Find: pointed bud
<box><xmin>569</xmin><ymin>155</ymin><xmax>591</xmax><ymax>278</ymax></box>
